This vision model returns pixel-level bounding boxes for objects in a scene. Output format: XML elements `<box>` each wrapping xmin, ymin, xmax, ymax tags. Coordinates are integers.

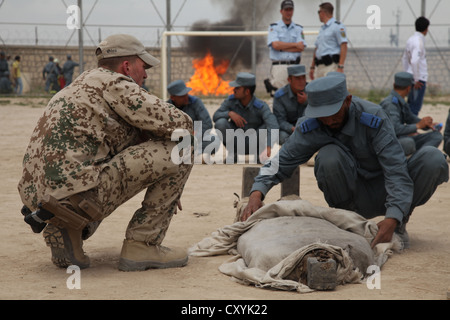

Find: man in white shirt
<box><xmin>402</xmin><ymin>17</ymin><xmax>430</xmax><ymax>116</ymax></box>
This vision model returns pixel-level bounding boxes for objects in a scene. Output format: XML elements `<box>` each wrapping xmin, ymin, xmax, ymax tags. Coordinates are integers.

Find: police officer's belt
<box><xmin>272</xmin><ymin>57</ymin><xmax>301</xmax><ymax>65</ymax></box>
<box><xmin>315</xmin><ymin>54</ymin><xmax>340</xmax><ymax>66</ymax></box>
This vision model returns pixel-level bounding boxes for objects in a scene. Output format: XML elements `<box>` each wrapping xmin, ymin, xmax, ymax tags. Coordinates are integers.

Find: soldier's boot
<box><xmin>43</xmin><ymin>223</ymin><xmax>90</xmax><ymax>269</ymax></box>
<box><xmin>118</xmin><ymin>239</ymin><xmax>188</xmax><ymax>271</ymax></box>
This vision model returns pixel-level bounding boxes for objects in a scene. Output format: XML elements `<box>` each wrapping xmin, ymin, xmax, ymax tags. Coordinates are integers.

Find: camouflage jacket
<box><xmin>18</xmin><ymin>67</ymin><xmax>193</xmax><ymax>209</ymax></box>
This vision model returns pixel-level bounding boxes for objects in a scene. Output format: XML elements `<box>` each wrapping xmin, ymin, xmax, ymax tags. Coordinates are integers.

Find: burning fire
<box><xmin>186</xmin><ymin>51</ymin><xmax>233</xmax><ymax>96</ymax></box>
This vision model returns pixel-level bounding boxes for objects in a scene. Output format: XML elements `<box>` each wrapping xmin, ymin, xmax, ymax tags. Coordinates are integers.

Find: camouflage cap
<box><xmin>96</xmin><ymin>34</ymin><xmax>160</xmax><ymax>68</ymax></box>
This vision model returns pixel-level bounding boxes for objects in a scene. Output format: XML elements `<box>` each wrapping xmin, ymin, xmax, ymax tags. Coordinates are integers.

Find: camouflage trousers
<box><xmin>79</xmin><ymin>139</ymin><xmax>193</xmax><ymax>245</ymax></box>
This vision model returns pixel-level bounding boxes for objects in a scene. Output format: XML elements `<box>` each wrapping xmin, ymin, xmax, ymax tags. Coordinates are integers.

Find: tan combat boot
<box><xmin>43</xmin><ymin>223</ymin><xmax>90</xmax><ymax>269</ymax></box>
<box><xmin>118</xmin><ymin>239</ymin><xmax>188</xmax><ymax>271</ymax></box>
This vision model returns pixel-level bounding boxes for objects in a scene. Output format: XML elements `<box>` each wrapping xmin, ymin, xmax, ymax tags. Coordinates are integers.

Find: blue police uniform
<box><xmin>251</xmin><ymin>96</ymin><xmax>448</xmax><ymax>226</ymax></box>
<box><xmin>315</xmin><ymin>17</ymin><xmax>347</xmax><ymax>58</ymax></box>
<box><xmin>168</xmin><ymin>95</ymin><xmax>215</xmax><ymax>153</ymax></box>
<box><xmin>273</xmin><ymin>84</ymin><xmax>307</xmax><ymax>144</ymax></box>
<box><xmin>380</xmin><ymin>90</ymin><xmax>442</xmax><ymax>156</ymax></box>
<box><xmin>62</xmin><ymin>58</ymin><xmax>79</xmax><ymax>86</ymax></box>
<box><xmin>213</xmin><ymin>95</ymin><xmax>279</xmax><ymax>155</ymax></box>
<box><xmin>267</xmin><ymin>20</ymin><xmax>306</xmax><ymax>89</ymax></box>
<box><xmin>268</xmin><ymin>20</ymin><xmax>306</xmax><ymax>62</ymax></box>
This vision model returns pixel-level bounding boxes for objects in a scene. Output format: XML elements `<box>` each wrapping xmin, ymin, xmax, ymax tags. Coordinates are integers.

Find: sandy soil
<box><xmin>0</xmin><ymin>96</ymin><xmax>449</xmax><ymax>302</ymax></box>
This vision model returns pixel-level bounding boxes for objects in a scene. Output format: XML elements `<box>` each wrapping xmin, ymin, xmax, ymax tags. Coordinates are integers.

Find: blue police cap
<box><xmin>229</xmin><ymin>72</ymin><xmax>256</xmax><ymax>87</ymax></box>
<box><xmin>305</xmin><ymin>76</ymin><xmax>349</xmax><ymax>118</ymax></box>
<box><xmin>326</xmin><ymin>71</ymin><xmax>346</xmax><ymax>79</ymax></box>
<box><xmin>288</xmin><ymin>64</ymin><xmax>306</xmax><ymax>77</ymax></box>
<box><xmin>394</xmin><ymin>72</ymin><xmax>414</xmax><ymax>87</ymax></box>
<box><xmin>167</xmin><ymin>80</ymin><xmax>192</xmax><ymax>96</ymax></box>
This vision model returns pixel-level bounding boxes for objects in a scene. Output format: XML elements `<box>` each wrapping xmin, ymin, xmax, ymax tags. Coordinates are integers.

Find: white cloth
<box><xmin>189</xmin><ymin>199</ymin><xmax>402</xmax><ymax>293</ymax></box>
<box><xmin>402</xmin><ymin>32</ymin><xmax>428</xmax><ymax>82</ymax></box>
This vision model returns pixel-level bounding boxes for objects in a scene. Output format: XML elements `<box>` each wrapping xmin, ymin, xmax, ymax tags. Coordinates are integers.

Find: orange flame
<box><xmin>186</xmin><ymin>51</ymin><xmax>233</xmax><ymax>96</ymax></box>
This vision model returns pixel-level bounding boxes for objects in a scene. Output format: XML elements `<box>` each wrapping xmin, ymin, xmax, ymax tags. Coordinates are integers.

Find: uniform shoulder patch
<box><xmin>391</xmin><ymin>96</ymin><xmax>399</xmax><ymax>104</ymax></box>
<box><xmin>189</xmin><ymin>95</ymin><xmax>198</xmax><ymax>104</ymax></box>
<box><xmin>253</xmin><ymin>98</ymin><xmax>264</xmax><ymax>109</ymax></box>
<box><xmin>360</xmin><ymin>112</ymin><xmax>382</xmax><ymax>129</ymax></box>
<box><xmin>270</xmin><ymin>23</ymin><xmax>277</xmax><ymax>27</ymax></box>
<box><xmin>334</xmin><ymin>20</ymin><xmax>341</xmax><ymax>24</ymax></box>
<box><xmin>274</xmin><ymin>87</ymin><xmax>287</xmax><ymax>99</ymax></box>
<box><xmin>295</xmin><ymin>24</ymin><xmax>303</xmax><ymax>28</ymax></box>
<box><xmin>300</xmin><ymin>118</ymin><xmax>320</xmax><ymax>133</ymax></box>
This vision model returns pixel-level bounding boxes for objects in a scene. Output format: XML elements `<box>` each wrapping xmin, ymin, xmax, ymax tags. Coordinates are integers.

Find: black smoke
<box><xmin>184</xmin><ymin>0</ymin><xmax>278</xmax><ymax>69</ymax></box>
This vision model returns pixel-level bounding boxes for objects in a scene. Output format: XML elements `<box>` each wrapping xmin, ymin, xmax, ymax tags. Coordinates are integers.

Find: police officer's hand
<box><xmin>309</xmin><ymin>68</ymin><xmax>315</xmax><ymax>81</ymax></box>
<box><xmin>370</xmin><ymin>218</ymin><xmax>398</xmax><ymax>248</ymax></box>
<box><xmin>296</xmin><ymin>42</ymin><xmax>305</xmax><ymax>52</ymax></box>
<box><xmin>259</xmin><ymin>146</ymin><xmax>271</xmax><ymax>163</ymax></box>
<box><xmin>228</xmin><ymin>111</ymin><xmax>247</xmax><ymax>128</ymax></box>
<box><xmin>241</xmin><ymin>191</ymin><xmax>263</xmax><ymax>221</ymax></box>
<box><xmin>416</xmin><ymin>116</ymin><xmax>433</xmax><ymax>130</ymax></box>
<box><xmin>296</xmin><ymin>91</ymin><xmax>307</xmax><ymax>104</ymax></box>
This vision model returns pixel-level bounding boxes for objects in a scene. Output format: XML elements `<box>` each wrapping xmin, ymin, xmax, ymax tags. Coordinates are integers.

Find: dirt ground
<box><xmin>0</xmin><ymin>96</ymin><xmax>449</xmax><ymax>302</ymax></box>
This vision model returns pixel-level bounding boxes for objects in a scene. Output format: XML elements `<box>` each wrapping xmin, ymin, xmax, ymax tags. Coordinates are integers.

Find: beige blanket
<box><xmin>189</xmin><ymin>199</ymin><xmax>402</xmax><ymax>293</ymax></box>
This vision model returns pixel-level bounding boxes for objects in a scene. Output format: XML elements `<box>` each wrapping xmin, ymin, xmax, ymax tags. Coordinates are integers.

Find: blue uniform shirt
<box><xmin>252</xmin><ymin>97</ymin><xmax>414</xmax><ymax>224</ymax></box>
<box><xmin>315</xmin><ymin>17</ymin><xmax>348</xmax><ymax>58</ymax></box>
<box><xmin>267</xmin><ymin>20</ymin><xmax>306</xmax><ymax>61</ymax></box>
<box><xmin>380</xmin><ymin>90</ymin><xmax>421</xmax><ymax>138</ymax></box>
<box><xmin>168</xmin><ymin>95</ymin><xmax>212</xmax><ymax>136</ymax></box>
<box><xmin>273</xmin><ymin>84</ymin><xmax>307</xmax><ymax>133</ymax></box>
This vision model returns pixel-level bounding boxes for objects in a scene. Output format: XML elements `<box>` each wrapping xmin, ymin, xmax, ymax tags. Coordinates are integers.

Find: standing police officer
<box><xmin>273</xmin><ymin>64</ymin><xmax>308</xmax><ymax>145</ymax></box>
<box><xmin>310</xmin><ymin>2</ymin><xmax>348</xmax><ymax>80</ymax></box>
<box><xmin>242</xmin><ymin>76</ymin><xmax>448</xmax><ymax>249</ymax></box>
<box><xmin>62</xmin><ymin>54</ymin><xmax>79</xmax><ymax>87</ymax></box>
<box><xmin>266</xmin><ymin>0</ymin><xmax>306</xmax><ymax>92</ymax></box>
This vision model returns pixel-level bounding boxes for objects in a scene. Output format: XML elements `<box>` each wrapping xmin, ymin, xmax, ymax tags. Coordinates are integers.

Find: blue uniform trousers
<box><xmin>314</xmin><ymin>144</ymin><xmax>448</xmax><ymax>223</ymax></box>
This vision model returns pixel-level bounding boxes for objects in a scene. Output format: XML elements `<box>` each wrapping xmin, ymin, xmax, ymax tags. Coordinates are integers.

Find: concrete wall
<box><xmin>2</xmin><ymin>45</ymin><xmax>450</xmax><ymax>96</ymax></box>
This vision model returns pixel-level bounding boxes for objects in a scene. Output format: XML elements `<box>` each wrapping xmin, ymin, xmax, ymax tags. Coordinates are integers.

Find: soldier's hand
<box><xmin>241</xmin><ymin>191</ymin><xmax>263</xmax><ymax>221</ymax></box>
<box><xmin>175</xmin><ymin>200</ymin><xmax>182</xmax><ymax>214</ymax></box>
<box><xmin>228</xmin><ymin>111</ymin><xmax>247</xmax><ymax>128</ymax></box>
<box><xmin>371</xmin><ymin>218</ymin><xmax>398</xmax><ymax>248</ymax></box>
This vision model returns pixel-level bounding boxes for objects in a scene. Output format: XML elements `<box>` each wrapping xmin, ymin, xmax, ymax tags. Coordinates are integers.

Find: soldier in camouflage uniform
<box><xmin>18</xmin><ymin>34</ymin><xmax>194</xmax><ymax>271</ymax></box>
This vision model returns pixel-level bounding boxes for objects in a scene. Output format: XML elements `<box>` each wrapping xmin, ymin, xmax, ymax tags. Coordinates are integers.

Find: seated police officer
<box><xmin>273</xmin><ymin>64</ymin><xmax>308</xmax><ymax>145</ymax></box>
<box><xmin>213</xmin><ymin>72</ymin><xmax>279</xmax><ymax>163</ymax></box>
<box><xmin>380</xmin><ymin>72</ymin><xmax>442</xmax><ymax>156</ymax></box>
<box><xmin>242</xmin><ymin>76</ymin><xmax>448</xmax><ymax>250</ymax></box>
<box><xmin>167</xmin><ymin>79</ymin><xmax>217</xmax><ymax>160</ymax></box>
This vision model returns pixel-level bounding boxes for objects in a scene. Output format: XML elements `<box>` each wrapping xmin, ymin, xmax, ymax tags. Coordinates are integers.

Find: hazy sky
<box><xmin>0</xmin><ymin>0</ymin><xmax>448</xmax><ymax>47</ymax></box>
